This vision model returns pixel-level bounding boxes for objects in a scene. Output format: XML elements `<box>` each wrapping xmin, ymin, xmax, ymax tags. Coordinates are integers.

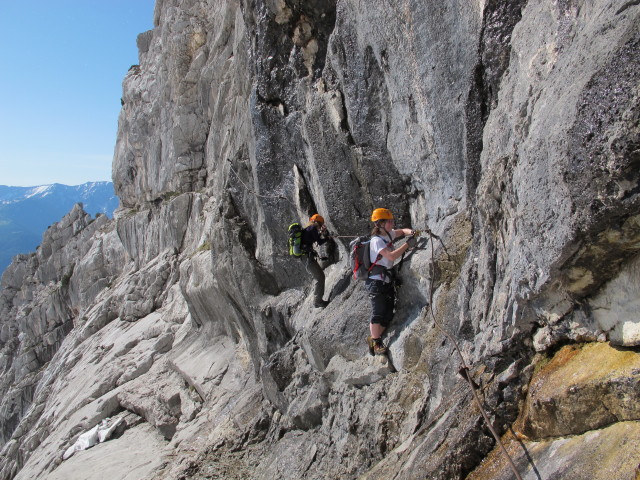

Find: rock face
<box><xmin>1</xmin><ymin>1</ymin><xmax>639</xmax><ymax>479</ymax></box>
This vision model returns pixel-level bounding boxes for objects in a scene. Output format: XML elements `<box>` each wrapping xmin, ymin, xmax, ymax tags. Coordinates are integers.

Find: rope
<box><xmin>377</xmin><ymin>0</ymin><xmax>524</xmax><ymax>473</ymax></box>
<box><xmin>422</xmin><ymin>231</ymin><xmax>523</xmax><ymax>480</ymax></box>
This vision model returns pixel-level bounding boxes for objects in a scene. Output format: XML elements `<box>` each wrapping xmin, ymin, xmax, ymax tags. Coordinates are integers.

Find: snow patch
<box><xmin>25</xmin><ymin>185</ymin><xmax>52</xmax><ymax>198</ymax></box>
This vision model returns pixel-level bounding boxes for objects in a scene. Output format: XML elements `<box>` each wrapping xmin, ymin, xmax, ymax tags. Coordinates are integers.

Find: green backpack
<box><xmin>288</xmin><ymin>223</ymin><xmax>303</xmax><ymax>256</ymax></box>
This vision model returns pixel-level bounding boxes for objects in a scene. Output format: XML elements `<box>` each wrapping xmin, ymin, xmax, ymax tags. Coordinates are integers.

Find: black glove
<box><xmin>406</xmin><ymin>236</ymin><xmax>417</xmax><ymax>248</ymax></box>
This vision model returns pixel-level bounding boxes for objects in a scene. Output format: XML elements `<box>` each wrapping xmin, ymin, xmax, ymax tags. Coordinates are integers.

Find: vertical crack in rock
<box><xmin>293</xmin><ymin>164</ymin><xmax>319</xmax><ymax>217</ymax></box>
<box><xmin>465</xmin><ymin>0</ymin><xmax>528</xmax><ymax>201</ymax></box>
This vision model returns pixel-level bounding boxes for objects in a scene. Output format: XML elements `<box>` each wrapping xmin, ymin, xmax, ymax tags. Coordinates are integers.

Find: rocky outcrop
<box><xmin>469</xmin><ymin>343</ymin><xmax>640</xmax><ymax>480</ymax></box>
<box><xmin>1</xmin><ymin>0</ymin><xmax>639</xmax><ymax>479</ymax></box>
<box><xmin>517</xmin><ymin>342</ymin><xmax>640</xmax><ymax>439</ymax></box>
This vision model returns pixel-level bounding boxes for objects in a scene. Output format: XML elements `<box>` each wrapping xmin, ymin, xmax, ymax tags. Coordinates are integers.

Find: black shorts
<box><xmin>365</xmin><ymin>279</ymin><xmax>395</xmax><ymax>328</ymax></box>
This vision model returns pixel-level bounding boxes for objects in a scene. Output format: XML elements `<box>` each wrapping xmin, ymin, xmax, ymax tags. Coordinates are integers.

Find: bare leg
<box><xmin>370</xmin><ymin>323</ymin><xmax>385</xmax><ymax>339</ymax></box>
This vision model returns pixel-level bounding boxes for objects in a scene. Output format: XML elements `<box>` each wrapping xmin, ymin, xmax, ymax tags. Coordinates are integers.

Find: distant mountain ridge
<box><xmin>0</xmin><ymin>181</ymin><xmax>119</xmax><ymax>273</ymax></box>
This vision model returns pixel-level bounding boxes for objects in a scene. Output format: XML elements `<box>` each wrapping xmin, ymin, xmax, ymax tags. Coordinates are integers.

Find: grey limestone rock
<box><xmin>1</xmin><ymin>0</ymin><xmax>639</xmax><ymax>479</ymax></box>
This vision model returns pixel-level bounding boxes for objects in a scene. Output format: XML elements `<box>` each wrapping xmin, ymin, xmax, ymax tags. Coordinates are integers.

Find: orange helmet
<box><xmin>310</xmin><ymin>214</ymin><xmax>325</xmax><ymax>224</ymax></box>
<box><xmin>371</xmin><ymin>208</ymin><xmax>393</xmax><ymax>222</ymax></box>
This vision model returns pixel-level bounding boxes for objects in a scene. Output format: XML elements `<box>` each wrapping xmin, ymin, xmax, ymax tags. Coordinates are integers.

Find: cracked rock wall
<box><xmin>1</xmin><ymin>0</ymin><xmax>639</xmax><ymax>479</ymax></box>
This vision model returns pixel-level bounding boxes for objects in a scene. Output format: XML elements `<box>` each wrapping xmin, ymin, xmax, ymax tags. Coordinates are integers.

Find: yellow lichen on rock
<box><xmin>517</xmin><ymin>342</ymin><xmax>640</xmax><ymax>439</ymax></box>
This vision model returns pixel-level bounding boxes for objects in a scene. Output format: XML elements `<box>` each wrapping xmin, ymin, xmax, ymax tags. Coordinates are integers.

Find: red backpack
<box><xmin>349</xmin><ymin>235</ymin><xmax>391</xmax><ymax>280</ymax></box>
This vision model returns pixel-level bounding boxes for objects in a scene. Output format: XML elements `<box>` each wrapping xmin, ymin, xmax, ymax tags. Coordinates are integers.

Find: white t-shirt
<box><xmin>369</xmin><ymin>231</ymin><xmax>396</xmax><ymax>282</ymax></box>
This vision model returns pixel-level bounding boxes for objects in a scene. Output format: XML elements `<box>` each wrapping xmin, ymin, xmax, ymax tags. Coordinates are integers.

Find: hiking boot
<box><xmin>314</xmin><ymin>299</ymin><xmax>329</xmax><ymax>308</ymax></box>
<box><xmin>372</xmin><ymin>338</ymin><xmax>387</xmax><ymax>355</ymax></box>
<box><xmin>367</xmin><ymin>336</ymin><xmax>375</xmax><ymax>356</ymax></box>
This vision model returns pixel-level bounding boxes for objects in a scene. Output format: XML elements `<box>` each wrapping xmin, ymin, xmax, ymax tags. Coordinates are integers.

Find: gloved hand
<box><xmin>406</xmin><ymin>235</ymin><xmax>417</xmax><ymax>248</ymax></box>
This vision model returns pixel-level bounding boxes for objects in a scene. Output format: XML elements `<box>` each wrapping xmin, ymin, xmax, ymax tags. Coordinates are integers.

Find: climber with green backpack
<box><xmin>364</xmin><ymin>208</ymin><xmax>417</xmax><ymax>355</ymax></box>
<box><xmin>288</xmin><ymin>214</ymin><xmax>331</xmax><ymax>308</ymax></box>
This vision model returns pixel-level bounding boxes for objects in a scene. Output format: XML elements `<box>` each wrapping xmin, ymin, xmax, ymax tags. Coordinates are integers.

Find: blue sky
<box><xmin>0</xmin><ymin>1</ymin><xmax>156</xmax><ymax>187</ymax></box>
